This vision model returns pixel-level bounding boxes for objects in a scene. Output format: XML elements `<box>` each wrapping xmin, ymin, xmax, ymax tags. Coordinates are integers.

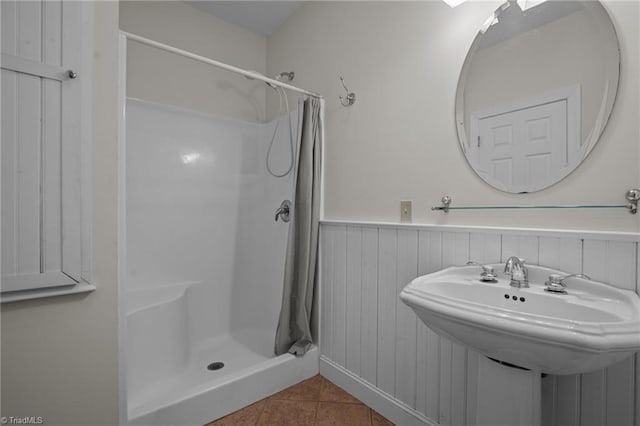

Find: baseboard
<box><xmin>319</xmin><ymin>356</ymin><xmax>438</xmax><ymax>426</ymax></box>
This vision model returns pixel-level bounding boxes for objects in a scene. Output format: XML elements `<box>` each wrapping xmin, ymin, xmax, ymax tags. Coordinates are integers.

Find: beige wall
<box><xmin>120</xmin><ymin>1</ymin><xmax>268</xmax><ymax>122</ymax></box>
<box><xmin>267</xmin><ymin>1</ymin><xmax>640</xmax><ymax>233</ymax></box>
<box><xmin>0</xmin><ymin>1</ymin><xmax>120</xmax><ymax>425</ymax></box>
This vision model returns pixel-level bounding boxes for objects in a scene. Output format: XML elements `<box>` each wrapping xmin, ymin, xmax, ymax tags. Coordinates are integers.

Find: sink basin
<box><xmin>400</xmin><ymin>264</ymin><xmax>640</xmax><ymax>375</ymax></box>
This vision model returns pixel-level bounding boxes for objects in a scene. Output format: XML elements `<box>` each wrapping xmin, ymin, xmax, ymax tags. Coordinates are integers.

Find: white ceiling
<box><xmin>184</xmin><ymin>1</ymin><xmax>302</xmax><ymax>36</ymax></box>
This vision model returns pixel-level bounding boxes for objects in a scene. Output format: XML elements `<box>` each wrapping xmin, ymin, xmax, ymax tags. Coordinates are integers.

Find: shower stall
<box><xmin>118</xmin><ymin>33</ymin><xmax>320</xmax><ymax>425</ymax></box>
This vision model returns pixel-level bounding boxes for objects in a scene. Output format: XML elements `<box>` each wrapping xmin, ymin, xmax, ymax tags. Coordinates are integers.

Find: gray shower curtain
<box><xmin>274</xmin><ymin>97</ymin><xmax>323</xmax><ymax>356</ymax></box>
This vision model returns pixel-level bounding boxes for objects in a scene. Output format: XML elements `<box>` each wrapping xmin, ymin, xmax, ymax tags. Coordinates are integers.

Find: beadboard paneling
<box><xmin>361</xmin><ymin>227</ymin><xmax>379</xmax><ymax>385</ymax></box>
<box><xmin>377</xmin><ymin>228</ymin><xmax>398</xmax><ymax>396</ymax></box>
<box><xmin>320</xmin><ymin>222</ymin><xmax>639</xmax><ymax>426</ymax></box>
<box><xmin>417</xmin><ymin>230</ymin><xmax>442</xmax><ymax>421</ymax></box>
<box><xmin>584</xmin><ymin>240</ymin><xmax>636</xmax><ymax>291</ymax></box>
<box><xmin>395</xmin><ymin>230</ymin><xmax>418</xmax><ymax>406</ymax></box>
<box><xmin>345</xmin><ymin>226</ymin><xmax>363</xmax><ymax>376</ymax></box>
<box><xmin>637</xmin><ymin>247</ymin><xmax>640</xmax><ymax>426</ymax></box>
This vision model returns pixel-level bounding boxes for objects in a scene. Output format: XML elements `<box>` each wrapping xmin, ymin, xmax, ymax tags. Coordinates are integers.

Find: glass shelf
<box><xmin>431</xmin><ymin>190</ymin><xmax>639</xmax><ymax>214</ymax></box>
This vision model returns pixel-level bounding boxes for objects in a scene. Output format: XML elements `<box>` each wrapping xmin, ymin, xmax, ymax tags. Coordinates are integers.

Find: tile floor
<box><xmin>206</xmin><ymin>374</ymin><xmax>395</xmax><ymax>426</ymax></box>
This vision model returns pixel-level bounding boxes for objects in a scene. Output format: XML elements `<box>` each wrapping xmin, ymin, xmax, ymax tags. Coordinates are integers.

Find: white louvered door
<box><xmin>1</xmin><ymin>0</ymin><xmax>82</xmax><ymax>293</ymax></box>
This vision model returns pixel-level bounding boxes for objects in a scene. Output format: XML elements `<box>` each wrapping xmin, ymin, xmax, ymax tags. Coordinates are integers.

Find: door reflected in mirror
<box><xmin>455</xmin><ymin>0</ymin><xmax>619</xmax><ymax>193</ymax></box>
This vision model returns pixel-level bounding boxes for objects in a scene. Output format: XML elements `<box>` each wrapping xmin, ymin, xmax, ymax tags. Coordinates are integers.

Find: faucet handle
<box><xmin>561</xmin><ymin>273</ymin><xmax>591</xmax><ymax>282</ymax></box>
<box><xmin>274</xmin><ymin>200</ymin><xmax>292</xmax><ymax>222</ymax></box>
<box><xmin>545</xmin><ymin>274</ymin><xmax>568</xmax><ymax>294</ymax></box>
<box><xmin>480</xmin><ymin>265</ymin><xmax>497</xmax><ymax>282</ymax></box>
<box><xmin>466</xmin><ymin>262</ymin><xmax>497</xmax><ymax>282</ymax></box>
<box><xmin>546</xmin><ymin>273</ymin><xmax>565</xmax><ymax>284</ymax></box>
<box><xmin>548</xmin><ymin>273</ymin><xmax>591</xmax><ymax>284</ymax></box>
<box><xmin>481</xmin><ymin>265</ymin><xmax>495</xmax><ymax>274</ymax></box>
<box><xmin>544</xmin><ymin>273</ymin><xmax>590</xmax><ymax>294</ymax></box>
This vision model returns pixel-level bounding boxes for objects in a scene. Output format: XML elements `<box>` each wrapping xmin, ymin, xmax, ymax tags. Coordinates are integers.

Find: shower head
<box><xmin>244</xmin><ymin>71</ymin><xmax>277</xmax><ymax>89</ymax></box>
<box><xmin>275</xmin><ymin>71</ymin><xmax>295</xmax><ymax>82</ymax></box>
<box><xmin>243</xmin><ymin>70</ymin><xmax>295</xmax><ymax>89</ymax></box>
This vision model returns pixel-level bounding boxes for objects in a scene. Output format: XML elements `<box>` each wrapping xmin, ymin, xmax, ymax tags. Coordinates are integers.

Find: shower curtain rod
<box><xmin>121</xmin><ymin>31</ymin><xmax>323</xmax><ymax>99</ymax></box>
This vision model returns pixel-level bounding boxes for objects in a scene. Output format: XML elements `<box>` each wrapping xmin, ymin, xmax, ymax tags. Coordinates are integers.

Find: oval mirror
<box><xmin>455</xmin><ymin>0</ymin><xmax>620</xmax><ymax>193</ymax></box>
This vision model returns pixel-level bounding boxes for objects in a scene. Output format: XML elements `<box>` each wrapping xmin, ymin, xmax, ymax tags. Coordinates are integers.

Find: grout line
<box><xmin>313</xmin><ymin>400</ymin><xmax>320</xmax><ymax>425</ymax></box>
<box><xmin>320</xmin><ymin>400</ymin><xmax>369</xmax><ymax>406</ymax></box>
<box><xmin>254</xmin><ymin>398</ymin><xmax>267</xmax><ymax>426</ymax></box>
<box><xmin>320</xmin><ymin>375</ymin><xmax>328</xmax><ymax>403</ymax></box>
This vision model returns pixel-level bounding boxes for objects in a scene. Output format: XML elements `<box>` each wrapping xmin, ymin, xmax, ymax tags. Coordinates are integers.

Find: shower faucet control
<box><xmin>275</xmin><ymin>200</ymin><xmax>292</xmax><ymax>223</ymax></box>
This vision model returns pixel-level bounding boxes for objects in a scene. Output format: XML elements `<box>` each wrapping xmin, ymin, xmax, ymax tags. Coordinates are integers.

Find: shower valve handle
<box><xmin>275</xmin><ymin>200</ymin><xmax>292</xmax><ymax>223</ymax></box>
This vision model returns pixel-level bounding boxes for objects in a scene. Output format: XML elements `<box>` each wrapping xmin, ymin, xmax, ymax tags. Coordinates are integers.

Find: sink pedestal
<box><xmin>468</xmin><ymin>356</ymin><xmax>541</xmax><ymax>426</ymax></box>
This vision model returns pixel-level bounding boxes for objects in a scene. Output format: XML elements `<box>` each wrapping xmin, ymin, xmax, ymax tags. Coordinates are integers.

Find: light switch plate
<box><xmin>400</xmin><ymin>200</ymin><xmax>412</xmax><ymax>223</ymax></box>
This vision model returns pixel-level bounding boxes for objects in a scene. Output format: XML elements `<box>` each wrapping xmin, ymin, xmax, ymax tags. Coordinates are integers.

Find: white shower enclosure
<box><xmin>118</xmin><ymin>38</ymin><xmax>318</xmax><ymax>425</ymax></box>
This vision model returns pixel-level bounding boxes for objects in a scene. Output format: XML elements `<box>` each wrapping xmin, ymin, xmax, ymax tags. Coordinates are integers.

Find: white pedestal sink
<box><xmin>400</xmin><ymin>263</ymin><xmax>640</xmax><ymax>425</ymax></box>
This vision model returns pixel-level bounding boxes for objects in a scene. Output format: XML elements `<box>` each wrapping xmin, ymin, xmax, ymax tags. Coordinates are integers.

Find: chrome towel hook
<box><xmin>339</xmin><ymin>76</ymin><xmax>356</xmax><ymax>106</ymax></box>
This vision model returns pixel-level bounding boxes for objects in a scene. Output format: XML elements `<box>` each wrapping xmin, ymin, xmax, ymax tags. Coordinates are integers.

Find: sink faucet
<box><xmin>504</xmin><ymin>256</ymin><xmax>529</xmax><ymax>288</ymax></box>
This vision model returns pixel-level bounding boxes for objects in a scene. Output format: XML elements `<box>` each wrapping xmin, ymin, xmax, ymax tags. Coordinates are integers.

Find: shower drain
<box><xmin>207</xmin><ymin>362</ymin><xmax>225</xmax><ymax>371</ymax></box>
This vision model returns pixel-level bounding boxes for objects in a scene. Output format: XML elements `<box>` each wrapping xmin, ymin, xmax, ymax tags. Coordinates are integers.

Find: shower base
<box><xmin>126</xmin><ymin>282</ymin><xmax>318</xmax><ymax>425</ymax></box>
<box><xmin>128</xmin><ymin>329</ymin><xmax>318</xmax><ymax>425</ymax></box>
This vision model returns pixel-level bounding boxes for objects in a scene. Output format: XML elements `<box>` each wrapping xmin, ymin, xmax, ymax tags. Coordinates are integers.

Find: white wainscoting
<box><xmin>319</xmin><ymin>221</ymin><xmax>639</xmax><ymax>426</ymax></box>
